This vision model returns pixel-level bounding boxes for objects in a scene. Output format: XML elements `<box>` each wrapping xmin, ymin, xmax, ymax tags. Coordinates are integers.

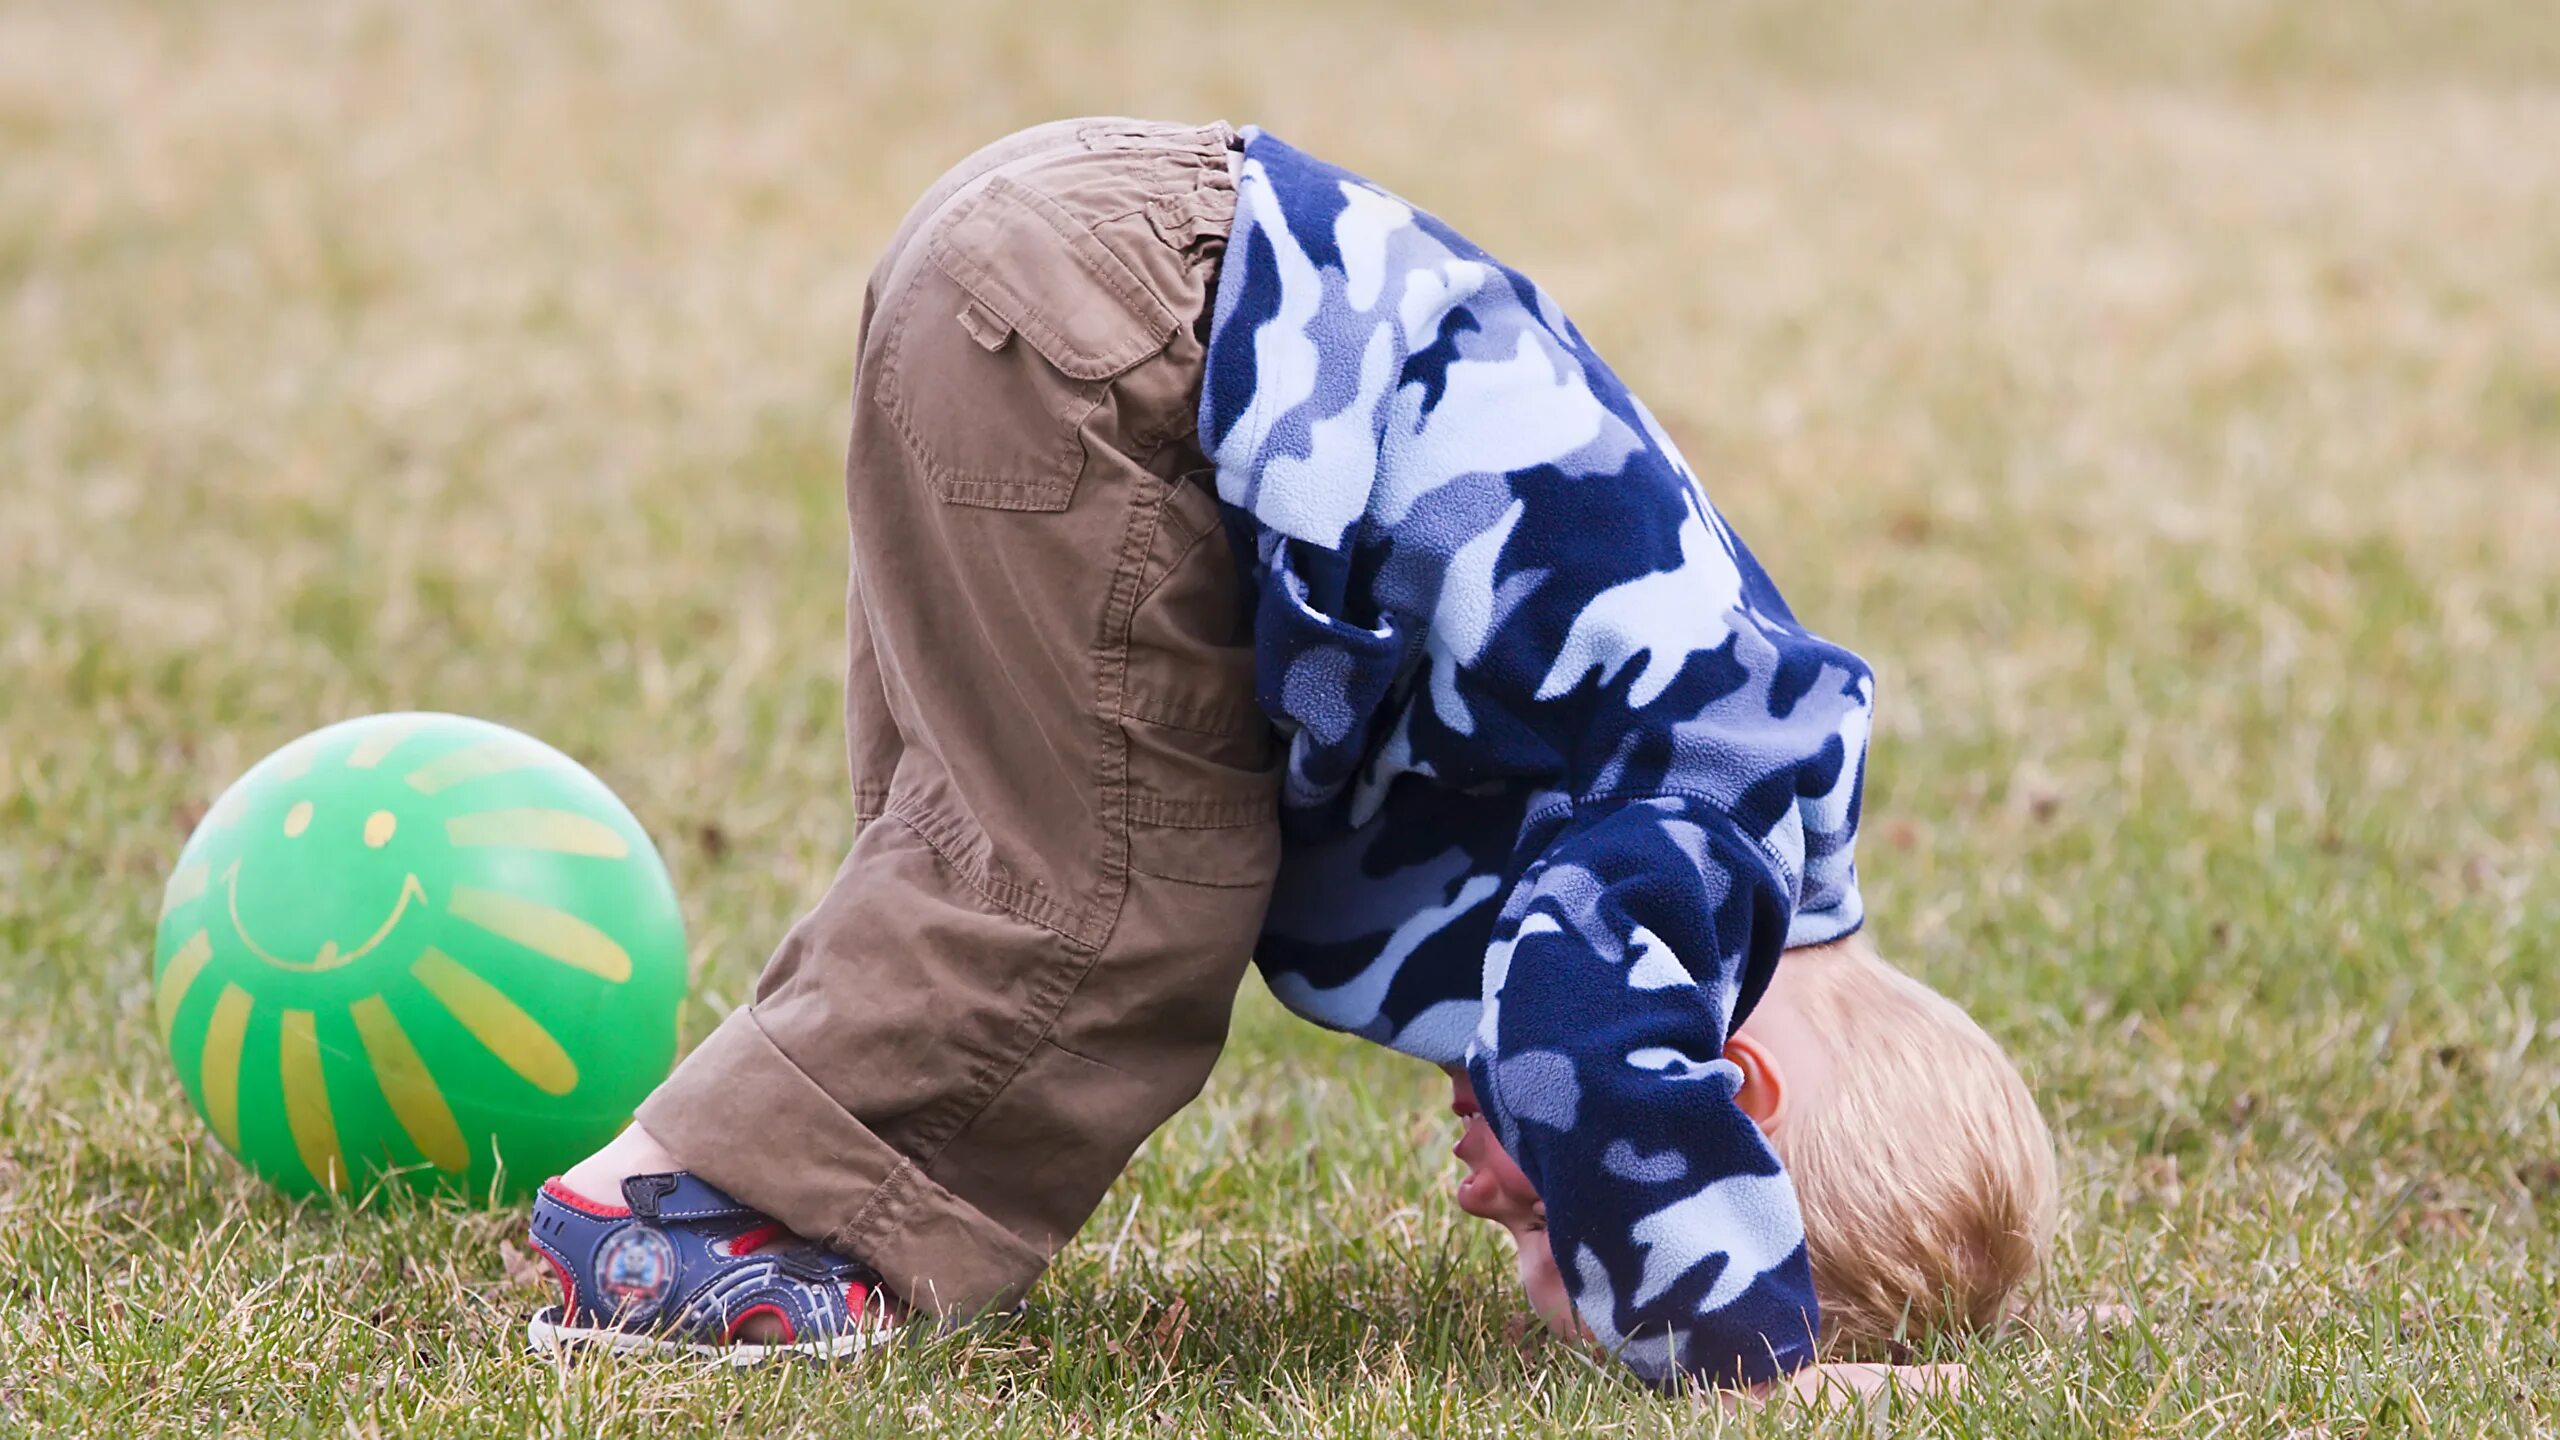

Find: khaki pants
<box><xmin>638</xmin><ymin>120</ymin><xmax>1280</xmax><ymax>1317</ymax></box>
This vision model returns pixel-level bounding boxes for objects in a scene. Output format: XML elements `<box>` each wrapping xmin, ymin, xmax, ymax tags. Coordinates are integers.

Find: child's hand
<box><xmin>1507</xmin><ymin>1222</ymin><xmax>1592</xmax><ymax>1343</ymax></box>
<box><xmin>1746</xmin><ymin>1362</ymin><xmax>1966</xmax><ymax>1410</ymax></box>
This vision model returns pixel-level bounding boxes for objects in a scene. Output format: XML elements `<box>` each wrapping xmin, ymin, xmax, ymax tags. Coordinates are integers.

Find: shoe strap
<box><xmin>619</xmin><ymin>1171</ymin><xmax>759</xmax><ymax>1223</ymax></box>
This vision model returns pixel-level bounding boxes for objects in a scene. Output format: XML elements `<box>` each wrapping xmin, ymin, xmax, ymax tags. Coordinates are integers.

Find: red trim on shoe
<box><xmin>541</xmin><ymin>1178</ymin><xmax>632</xmax><ymax>1219</ymax></box>
<box><xmin>726</xmin><ymin>1222</ymin><xmax>786</xmax><ymax>1256</ymax></box>
<box><xmin>845</xmin><ymin>1281</ymin><xmax>871</xmax><ymax>1322</ymax></box>
<box><xmin>534</xmin><ymin>1245</ymin><xmax>577</xmax><ymax>1316</ymax></box>
<box><xmin>724</xmin><ymin>1303</ymin><xmax>794</xmax><ymax>1345</ymax></box>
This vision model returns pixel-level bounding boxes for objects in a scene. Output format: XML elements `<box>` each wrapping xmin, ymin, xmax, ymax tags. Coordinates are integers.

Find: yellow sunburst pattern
<box><xmin>200</xmin><ymin>984</ymin><xmax>253</xmax><ymax>1154</ymax></box>
<box><xmin>279</xmin><ymin>1010</ymin><xmax>346</xmax><ymax>1191</ymax></box>
<box><xmin>349</xmin><ymin>994</ymin><xmax>469</xmax><ymax>1173</ymax></box>
<box><xmin>410</xmin><ymin>947</ymin><xmax>582</xmax><ymax>1096</ymax></box>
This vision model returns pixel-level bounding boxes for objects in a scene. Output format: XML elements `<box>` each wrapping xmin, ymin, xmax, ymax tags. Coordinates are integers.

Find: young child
<box><xmin>520</xmin><ymin>118</ymin><xmax>2058</xmax><ymax>1394</ymax></box>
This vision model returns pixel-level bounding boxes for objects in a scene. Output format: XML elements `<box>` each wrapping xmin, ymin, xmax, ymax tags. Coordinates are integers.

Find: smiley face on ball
<box><xmin>221</xmin><ymin>793</ymin><xmax>421</xmax><ymax>973</ymax></box>
<box><xmin>150</xmin><ymin>714</ymin><xmax>686</xmax><ymax>1200</ymax></box>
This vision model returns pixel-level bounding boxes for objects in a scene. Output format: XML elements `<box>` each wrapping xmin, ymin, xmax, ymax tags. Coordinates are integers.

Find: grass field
<box><xmin>6</xmin><ymin>1</ymin><xmax>2559</xmax><ymax>1434</ymax></box>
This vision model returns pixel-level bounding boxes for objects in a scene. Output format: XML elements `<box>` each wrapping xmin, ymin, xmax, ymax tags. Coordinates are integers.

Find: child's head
<box><xmin>1449</xmin><ymin>933</ymin><xmax>2056</xmax><ymax>1357</ymax></box>
<box><xmin>1762</xmin><ymin>933</ymin><xmax>2057</xmax><ymax>1353</ymax></box>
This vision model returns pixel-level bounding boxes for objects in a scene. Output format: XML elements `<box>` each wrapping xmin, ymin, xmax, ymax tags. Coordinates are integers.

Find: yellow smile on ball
<box><xmin>223</xmin><ymin>858</ymin><xmax>429</xmax><ymax>973</ymax></box>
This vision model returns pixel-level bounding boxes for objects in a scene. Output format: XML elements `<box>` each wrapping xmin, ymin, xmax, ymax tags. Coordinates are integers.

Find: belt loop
<box><xmin>1146</xmin><ymin>179</ymin><xmax>1231</xmax><ymax>251</ymax></box>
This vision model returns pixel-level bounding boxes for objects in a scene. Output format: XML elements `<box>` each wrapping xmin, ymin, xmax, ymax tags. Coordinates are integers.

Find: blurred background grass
<box><xmin>3</xmin><ymin>1</ymin><xmax>2558</xmax><ymax>1435</ymax></box>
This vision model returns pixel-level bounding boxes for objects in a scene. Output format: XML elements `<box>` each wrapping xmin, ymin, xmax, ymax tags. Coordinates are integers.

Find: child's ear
<box><xmin>1724</xmin><ymin>1032</ymin><xmax>1788</xmax><ymax>1134</ymax></box>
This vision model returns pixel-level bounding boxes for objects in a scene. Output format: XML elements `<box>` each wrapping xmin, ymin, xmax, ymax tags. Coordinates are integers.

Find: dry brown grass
<box><xmin>5</xmin><ymin>2</ymin><xmax>2557</xmax><ymax>1434</ymax></box>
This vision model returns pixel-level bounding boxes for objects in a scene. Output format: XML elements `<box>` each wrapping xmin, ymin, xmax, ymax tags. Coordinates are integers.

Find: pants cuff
<box><xmin>635</xmin><ymin>1006</ymin><xmax>1050</xmax><ymax>1318</ymax></box>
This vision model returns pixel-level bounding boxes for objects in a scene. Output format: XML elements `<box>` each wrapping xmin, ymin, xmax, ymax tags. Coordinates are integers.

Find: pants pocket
<box><xmin>879</xmin><ymin>174</ymin><xmax>1178</xmax><ymax>513</ymax></box>
<box><xmin>1125</xmin><ymin>468</ymin><xmax>1264</xmax><ymax>753</ymax></box>
<box><xmin>1124</xmin><ymin>716</ymin><xmax>1281</xmax><ymax>889</ymax></box>
<box><xmin>1120</xmin><ymin>466</ymin><xmax>1280</xmax><ymax>890</ymax></box>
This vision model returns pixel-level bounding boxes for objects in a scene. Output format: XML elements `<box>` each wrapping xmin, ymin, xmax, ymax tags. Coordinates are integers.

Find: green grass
<box><xmin>5</xmin><ymin>0</ymin><xmax>2559</xmax><ymax>1433</ymax></box>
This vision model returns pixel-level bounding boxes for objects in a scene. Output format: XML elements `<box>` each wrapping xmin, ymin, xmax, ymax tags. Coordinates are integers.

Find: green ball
<box><xmin>151</xmin><ymin>713</ymin><xmax>686</xmax><ymax>1203</ymax></box>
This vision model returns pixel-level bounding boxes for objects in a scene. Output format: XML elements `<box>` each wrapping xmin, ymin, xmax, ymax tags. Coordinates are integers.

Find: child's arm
<box><xmin>1204</xmin><ymin>133</ymin><xmax>1874</xmax><ymax>1388</ymax></box>
<box><xmin>1243</xmin><ymin>466</ymin><xmax>1856</xmax><ymax>1386</ymax></box>
<box><xmin>1470</xmin><ymin>796</ymin><xmax>1819</xmax><ymax>1387</ymax></box>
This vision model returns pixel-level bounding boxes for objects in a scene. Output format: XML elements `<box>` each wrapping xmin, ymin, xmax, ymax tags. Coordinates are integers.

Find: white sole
<box><xmin>526</xmin><ymin>1307</ymin><xmax>886</xmax><ymax>1367</ymax></box>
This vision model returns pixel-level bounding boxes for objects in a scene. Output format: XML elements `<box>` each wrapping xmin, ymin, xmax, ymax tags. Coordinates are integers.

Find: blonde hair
<box><xmin>1773</xmin><ymin>934</ymin><xmax>2058</xmax><ymax>1356</ymax></box>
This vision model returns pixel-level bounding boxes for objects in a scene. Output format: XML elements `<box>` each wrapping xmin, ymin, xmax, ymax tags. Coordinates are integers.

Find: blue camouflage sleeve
<box><xmin>1467</xmin><ymin>797</ymin><xmax>1818</xmax><ymax>1386</ymax></box>
<box><xmin>1203</xmin><ymin>130</ymin><xmax>1869</xmax><ymax>1388</ymax></box>
<box><xmin>1434</xmin><ymin>401</ymin><xmax>1826</xmax><ymax>1383</ymax></box>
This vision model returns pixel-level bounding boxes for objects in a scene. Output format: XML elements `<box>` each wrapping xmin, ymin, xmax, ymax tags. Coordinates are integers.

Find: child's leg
<box><xmin>603</xmin><ymin>120</ymin><xmax>1276</xmax><ymax>1322</ymax></box>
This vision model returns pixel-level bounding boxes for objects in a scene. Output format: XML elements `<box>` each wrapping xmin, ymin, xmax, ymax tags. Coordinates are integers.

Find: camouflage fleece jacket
<box><xmin>1199</xmin><ymin>129</ymin><xmax>1876</xmax><ymax>1387</ymax></box>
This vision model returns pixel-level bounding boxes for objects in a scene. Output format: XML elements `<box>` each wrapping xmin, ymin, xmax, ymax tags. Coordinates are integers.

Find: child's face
<box><xmin>1447</xmin><ymin>1067</ymin><xmax>1586</xmax><ymax>1339</ymax></box>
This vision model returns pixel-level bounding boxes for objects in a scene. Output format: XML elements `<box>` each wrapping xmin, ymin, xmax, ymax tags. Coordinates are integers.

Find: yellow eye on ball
<box><xmin>283</xmin><ymin>801</ymin><xmax>313</xmax><ymax>838</ymax></box>
<box><xmin>365</xmin><ymin>811</ymin><xmax>397</xmax><ymax>848</ymax></box>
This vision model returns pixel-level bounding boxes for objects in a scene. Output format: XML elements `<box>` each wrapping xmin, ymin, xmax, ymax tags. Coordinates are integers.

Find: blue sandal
<box><xmin>525</xmin><ymin>1171</ymin><xmax>893</xmax><ymax>1364</ymax></box>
